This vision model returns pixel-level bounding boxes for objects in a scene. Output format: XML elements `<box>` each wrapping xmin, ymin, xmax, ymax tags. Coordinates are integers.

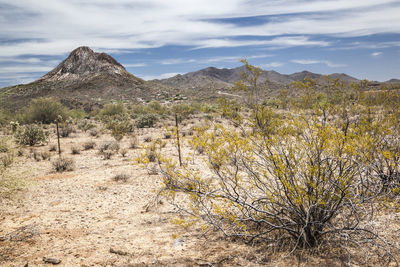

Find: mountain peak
<box><xmin>37</xmin><ymin>46</ymin><xmax>128</xmax><ymax>82</ymax></box>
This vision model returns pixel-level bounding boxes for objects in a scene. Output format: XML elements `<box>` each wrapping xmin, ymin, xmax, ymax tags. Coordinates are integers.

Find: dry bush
<box><xmin>120</xmin><ymin>148</ymin><xmax>128</xmax><ymax>157</ymax></box>
<box><xmin>52</xmin><ymin>157</ymin><xmax>75</xmax><ymax>172</ymax></box>
<box><xmin>147</xmin><ymin>150</ymin><xmax>156</xmax><ymax>162</ymax></box>
<box><xmin>32</xmin><ymin>150</ymin><xmax>41</xmax><ymax>161</ymax></box>
<box><xmin>89</xmin><ymin>128</ymin><xmax>100</xmax><ymax>137</ymax></box>
<box><xmin>60</xmin><ymin>123</ymin><xmax>74</xmax><ymax>137</ymax></box>
<box><xmin>98</xmin><ymin>141</ymin><xmax>120</xmax><ymax>153</ymax></box>
<box><xmin>98</xmin><ymin>141</ymin><xmax>120</xmax><ymax>160</ymax></box>
<box><xmin>49</xmin><ymin>144</ymin><xmax>57</xmax><ymax>152</ymax></box>
<box><xmin>40</xmin><ymin>151</ymin><xmax>51</xmax><ymax>160</ymax></box>
<box><xmin>0</xmin><ymin>152</ymin><xmax>14</xmax><ymax>169</ymax></box>
<box><xmin>82</xmin><ymin>141</ymin><xmax>96</xmax><ymax>150</ymax></box>
<box><xmin>129</xmin><ymin>135</ymin><xmax>139</xmax><ymax>149</ymax></box>
<box><xmin>0</xmin><ymin>137</ymin><xmax>9</xmax><ymax>153</ymax></box>
<box><xmin>112</xmin><ymin>173</ymin><xmax>130</xmax><ymax>182</ymax></box>
<box><xmin>71</xmin><ymin>146</ymin><xmax>80</xmax><ymax>155</ymax></box>
<box><xmin>0</xmin><ymin>171</ymin><xmax>26</xmax><ymax>200</ymax></box>
<box><xmin>144</xmin><ymin>136</ymin><xmax>152</xmax><ymax>143</ymax></box>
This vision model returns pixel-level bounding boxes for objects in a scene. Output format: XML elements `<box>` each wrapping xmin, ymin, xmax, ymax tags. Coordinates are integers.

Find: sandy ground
<box><xmin>1</xmin><ymin>120</ymin><xmax>399</xmax><ymax>266</ymax></box>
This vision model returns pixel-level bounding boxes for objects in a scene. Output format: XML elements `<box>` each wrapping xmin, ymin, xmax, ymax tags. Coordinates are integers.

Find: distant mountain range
<box><xmin>0</xmin><ymin>46</ymin><xmax>398</xmax><ymax>111</ymax></box>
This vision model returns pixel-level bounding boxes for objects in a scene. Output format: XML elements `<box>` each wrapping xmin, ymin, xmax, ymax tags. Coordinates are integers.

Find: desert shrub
<box><xmin>82</xmin><ymin>141</ymin><xmax>96</xmax><ymax>150</ymax></box>
<box><xmin>89</xmin><ymin>128</ymin><xmax>100</xmax><ymax>137</ymax></box>
<box><xmin>171</xmin><ymin>103</ymin><xmax>195</xmax><ymax>122</ymax></box>
<box><xmin>120</xmin><ymin>148</ymin><xmax>128</xmax><ymax>157</ymax></box>
<box><xmin>143</xmin><ymin>136</ymin><xmax>152</xmax><ymax>143</ymax></box>
<box><xmin>130</xmin><ymin>101</ymin><xmax>168</xmax><ymax>118</ymax></box>
<box><xmin>52</xmin><ymin>157</ymin><xmax>75</xmax><ymax>172</ymax></box>
<box><xmin>105</xmin><ymin>118</ymin><xmax>134</xmax><ymax>141</ymax></box>
<box><xmin>71</xmin><ymin>146</ymin><xmax>80</xmax><ymax>155</ymax></box>
<box><xmin>0</xmin><ymin>137</ymin><xmax>9</xmax><ymax>153</ymax></box>
<box><xmin>0</xmin><ymin>108</ymin><xmax>12</xmax><ymax>127</ymax></box>
<box><xmin>129</xmin><ymin>135</ymin><xmax>139</xmax><ymax>149</ymax></box>
<box><xmin>25</xmin><ymin>98</ymin><xmax>69</xmax><ymax>124</ymax></box>
<box><xmin>32</xmin><ymin>150</ymin><xmax>41</xmax><ymax>161</ymax></box>
<box><xmin>147</xmin><ymin>150</ymin><xmax>156</xmax><ymax>162</ymax></box>
<box><xmin>136</xmin><ymin>114</ymin><xmax>158</xmax><ymax>128</ymax></box>
<box><xmin>99</xmin><ymin>102</ymin><xmax>127</xmax><ymax>117</ymax></box>
<box><xmin>112</xmin><ymin>173</ymin><xmax>130</xmax><ymax>182</ymax></box>
<box><xmin>69</xmin><ymin>109</ymin><xmax>86</xmax><ymax>119</ymax></box>
<box><xmin>49</xmin><ymin>144</ymin><xmax>57</xmax><ymax>152</ymax></box>
<box><xmin>356</xmin><ymin>111</ymin><xmax>400</xmax><ymax>193</ymax></box>
<box><xmin>16</xmin><ymin>149</ymin><xmax>24</xmax><ymax>157</ymax></box>
<box><xmin>14</xmin><ymin>124</ymin><xmax>48</xmax><ymax>146</ymax></box>
<box><xmin>152</xmin><ymin>113</ymin><xmax>379</xmax><ymax>249</ymax></box>
<box><xmin>0</xmin><ymin>171</ymin><xmax>27</xmax><ymax>200</ymax></box>
<box><xmin>0</xmin><ymin>152</ymin><xmax>14</xmax><ymax>169</ymax></box>
<box><xmin>40</xmin><ymin>151</ymin><xmax>51</xmax><ymax>160</ymax></box>
<box><xmin>60</xmin><ymin>123</ymin><xmax>74</xmax><ymax>137</ymax></box>
<box><xmin>98</xmin><ymin>141</ymin><xmax>120</xmax><ymax>153</ymax></box>
<box><xmin>98</xmin><ymin>140</ymin><xmax>119</xmax><ymax>160</ymax></box>
<box><xmin>77</xmin><ymin>119</ymin><xmax>96</xmax><ymax>132</ymax></box>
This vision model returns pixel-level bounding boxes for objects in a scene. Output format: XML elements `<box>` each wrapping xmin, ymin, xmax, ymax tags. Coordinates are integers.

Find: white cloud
<box><xmin>0</xmin><ymin>0</ymin><xmax>399</xmax><ymax>56</ymax></box>
<box><xmin>371</xmin><ymin>51</ymin><xmax>383</xmax><ymax>57</ymax></box>
<box><xmin>140</xmin><ymin>72</ymin><xmax>182</xmax><ymax>80</ymax></box>
<box><xmin>262</xmin><ymin>62</ymin><xmax>284</xmax><ymax>68</ymax></box>
<box><xmin>123</xmin><ymin>63</ymin><xmax>147</xmax><ymax>67</ymax></box>
<box><xmin>291</xmin><ymin>59</ymin><xmax>346</xmax><ymax>67</ymax></box>
<box><xmin>158</xmin><ymin>54</ymin><xmax>272</xmax><ymax>65</ymax></box>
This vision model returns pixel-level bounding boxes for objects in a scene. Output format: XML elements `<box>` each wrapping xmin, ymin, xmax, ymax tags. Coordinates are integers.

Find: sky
<box><xmin>0</xmin><ymin>0</ymin><xmax>400</xmax><ymax>87</ymax></box>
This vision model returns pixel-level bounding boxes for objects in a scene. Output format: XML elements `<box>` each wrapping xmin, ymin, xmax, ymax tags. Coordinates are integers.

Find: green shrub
<box><xmin>136</xmin><ymin>114</ymin><xmax>158</xmax><ymax>128</ymax></box>
<box><xmin>14</xmin><ymin>124</ymin><xmax>48</xmax><ymax>146</ymax></box>
<box><xmin>25</xmin><ymin>98</ymin><xmax>69</xmax><ymax>124</ymax></box>
<box><xmin>77</xmin><ymin>119</ymin><xmax>96</xmax><ymax>132</ymax></box>
<box><xmin>106</xmin><ymin>118</ymin><xmax>134</xmax><ymax>140</ymax></box>
<box><xmin>52</xmin><ymin>157</ymin><xmax>75</xmax><ymax>172</ymax></box>
<box><xmin>171</xmin><ymin>103</ymin><xmax>195</xmax><ymax>122</ymax></box>
<box><xmin>99</xmin><ymin>102</ymin><xmax>126</xmax><ymax>117</ymax></box>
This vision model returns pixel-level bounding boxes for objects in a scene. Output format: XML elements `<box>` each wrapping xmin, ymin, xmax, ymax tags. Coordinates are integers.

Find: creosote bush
<box><xmin>136</xmin><ymin>114</ymin><xmax>158</xmax><ymax>128</ymax></box>
<box><xmin>25</xmin><ymin>98</ymin><xmax>69</xmax><ymax>124</ymax></box>
<box><xmin>52</xmin><ymin>157</ymin><xmax>75</xmax><ymax>172</ymax></box>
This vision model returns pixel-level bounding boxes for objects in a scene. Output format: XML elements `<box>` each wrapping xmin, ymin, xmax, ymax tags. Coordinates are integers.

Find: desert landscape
<box><xmin>1</xmin><ymin>1</ymin><xmax>400</xmax><ymax>266</ymax></box>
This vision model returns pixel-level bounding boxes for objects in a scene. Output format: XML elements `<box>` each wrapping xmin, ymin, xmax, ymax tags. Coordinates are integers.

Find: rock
<box><xmin>43</xmin><ymin>257</ymin><xmax>61</xmax><ymax>265</ymax></box>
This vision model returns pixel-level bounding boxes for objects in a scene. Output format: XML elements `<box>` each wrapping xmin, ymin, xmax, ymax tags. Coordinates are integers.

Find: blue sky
<box><xmin>0</xmin><ymin>0</ymin><xmax>400</xmax><ymax>87</ymax></box>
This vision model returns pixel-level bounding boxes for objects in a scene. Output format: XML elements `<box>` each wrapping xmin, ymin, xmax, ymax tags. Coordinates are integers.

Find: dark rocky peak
<box><xmin>37</xmin><ymin>46</ymin><xmax>131</xmax><ymax>82</ymax></box>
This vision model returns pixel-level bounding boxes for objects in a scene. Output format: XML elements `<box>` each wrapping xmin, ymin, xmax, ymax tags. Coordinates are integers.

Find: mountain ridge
<box><xmin>1</xmin><ymin>46</ymin><xmax>399</xmax><ymax>111</ymax></box>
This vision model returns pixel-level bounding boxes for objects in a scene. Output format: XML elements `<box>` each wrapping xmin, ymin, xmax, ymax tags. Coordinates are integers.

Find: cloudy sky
<box><xmin>0</xmin><ymin>0</ymin><xmax>400</xmax><ymax>87</ymax></box>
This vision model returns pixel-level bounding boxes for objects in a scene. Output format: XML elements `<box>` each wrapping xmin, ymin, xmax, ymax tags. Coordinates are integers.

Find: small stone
<box><xmin>43</xmin><ymin>257</ymin><xmax>61</xmax><ymax>265</ymax></box>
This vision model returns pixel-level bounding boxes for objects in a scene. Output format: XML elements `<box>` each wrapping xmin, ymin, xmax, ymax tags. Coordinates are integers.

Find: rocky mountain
<box><xmin>1</xmin><ymin>46</ymin><xmax>396</xmax><ymax>111</ymax></box>
<box><xmin>0</xmin><ymin>47</ymin><xmax>155</xmax><ymax>111</ymax></box>
<box><xmin>156</xmin><ymin>67</ymin><xmax>359</xmax><ymax>89</ymax></box>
